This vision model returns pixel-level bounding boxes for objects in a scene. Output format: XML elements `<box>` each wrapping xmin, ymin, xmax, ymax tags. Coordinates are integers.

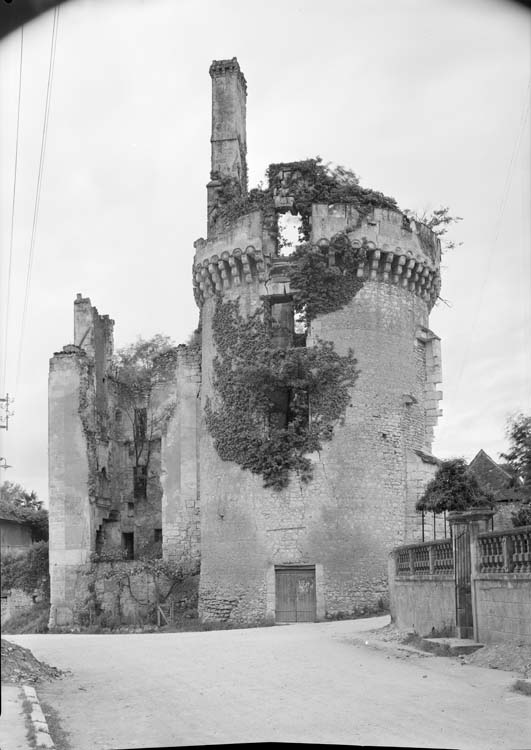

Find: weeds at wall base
<box><xmin>22</xmin><ymin>696</ymin><xmax>37</xmax><ymax>749</ymax></box>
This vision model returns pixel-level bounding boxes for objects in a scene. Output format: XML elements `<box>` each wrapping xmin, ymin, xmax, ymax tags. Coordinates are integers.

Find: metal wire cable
<box><xmin>450</xmin><ymin>78</ymin><xmax>531</xmax><ymax>400</ymax></box>
<box><xmin>2</xmin><ymin>26</ymin><xmax>24</xmax><ymax>395</ymax></box>
<box><xmin>14</xmin><ymin>7</ymin><xmax>59</xmax><ymax>394</ymax></box>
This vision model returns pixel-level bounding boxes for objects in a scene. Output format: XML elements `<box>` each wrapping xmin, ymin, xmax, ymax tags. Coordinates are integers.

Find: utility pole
<box><xmin>0</xmin><ymin>457</ymin><xmax>12</xmax><ymax>470</ymax></box>
<box><xmin>0</xmin><ymin>394</ymin><xmax>12</xmax><ymax>430</ymax></box>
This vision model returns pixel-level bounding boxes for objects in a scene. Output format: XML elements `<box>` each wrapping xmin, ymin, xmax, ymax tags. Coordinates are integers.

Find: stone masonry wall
<box><xmin>72</xmin><ymin>562</ymin><xmax>199</xmax><ymax>627</ymax></box>
<box><xmin>48</xmin><ymin>350</ymin><xmax>93</xmax><ymax>627</ymax></box>
<box><xmin>0</xmin><ymin>588</ymin><xmax>35</xmax><ymax>625</ymax></box>
<box><xmin>160</xmin><ymin>347</ymin><xmax>201</xmax><ymax>571</ymax></box>
<box><xmin>388</xmin><ymin>554</ymin><xmax>456</xmax><ymax>637</ymax></box>
<box><xmin>474</xmin><ymin>576</ymin><xmax>531</xmax><ymax>645</ymax></box>
<box><xmin>198</xmin><ymin>275</ymin><xmax>439</xmax><ymax>623</ymax></box>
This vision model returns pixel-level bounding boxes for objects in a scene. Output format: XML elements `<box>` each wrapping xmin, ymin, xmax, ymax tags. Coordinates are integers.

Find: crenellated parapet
<box><xmin>209</xmin><ymin>57</ymin><xmax>247</xmax><ymax>93</ymax></box>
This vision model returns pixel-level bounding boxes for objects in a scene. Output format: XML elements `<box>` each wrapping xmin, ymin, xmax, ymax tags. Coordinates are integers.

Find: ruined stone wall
<box><xmin>48</xmin><ymin>349</ymin><xmax>94</xmax><ymax>627</ymax></box>
<box><xmin>160</xmin><ymin>347</ymin><xmax>201</xmax><ymax>570</ymax></box>
<box><xmin>0</xmin><ymin>588</ymin><xmax>36</xmax><ymax>625</ymax></box>
<box><xmin>71</xmin><ymin>563</ymin><xmax>199</xmax><ymax>627</ymax></box>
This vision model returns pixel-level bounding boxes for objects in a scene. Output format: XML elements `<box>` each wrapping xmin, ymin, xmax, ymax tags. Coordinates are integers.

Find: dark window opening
<box><xmin>127</xmin><ymin>501</ymin><xmax>134</xmax><ymax>517</ymax></box>
<box><xmin>268</xmin><ymin>387</ymin><xmax>309</xmax><ymax>433</ymax></box>
<box><xmin>115</xmin><ymin>408</ymin><xmax>122</xmax><ymax>423</ymax></box>
<box><xmin>134</xmin><ymin>408</ymin><xmax>147</xmax><ymax>443</ymax></box>
<box><xmin>95</xmin><ymin>527</ymin><xmax>104</xmax><ymax>555</ymax></box>
<box><xmin>133</xmin><ymin>465</ymin><xmax>147</xmax><ymax>499</ymax></box>
<box><xmin>154</xmin><ymin>528</ymin><xmax>162</xmax><ymax>543</ymax></box>
<box><xmin>270</xmin><ymin>299</ymin><xmax>294</xmax><ymax>348</ymax></box>
<box><xmin>269</xmin><ymin>387</ymin><xmax>290</xmax><ymax>430</ymax></box>
<box><xmin>122</xmin><ymin>532</ymin><xmax>134</xmax><ymax>560</ymax></box>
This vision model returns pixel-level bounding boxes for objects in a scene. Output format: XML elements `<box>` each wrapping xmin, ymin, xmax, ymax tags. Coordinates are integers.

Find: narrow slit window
<box><xmin>122</xmin><ymin>532</ymin><xmax>134</xmax><ymax>560</ymax></box>
<box><xmin>133</xmin><ymin>465</ymin><xmax>148</xmax><ymax>499</ymax></box>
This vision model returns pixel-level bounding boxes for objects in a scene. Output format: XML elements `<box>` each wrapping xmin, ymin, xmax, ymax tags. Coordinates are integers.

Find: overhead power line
<box><xmin>14</xmin><ymin>6</ymin><xmax>59</xmax><ymax>394</ymax></box>
<box><xmin>2</xmin><ymin>26</ymin><xmax>24</xmax><ymax>395</ymax></box>
<box><xmin>451</xmin><ymin>77</ymin><xmax>531</xmax><ymax>400</ymax></box>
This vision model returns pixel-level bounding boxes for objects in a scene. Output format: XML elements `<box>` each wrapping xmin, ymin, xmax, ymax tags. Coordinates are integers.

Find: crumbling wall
<box><xmin>72</xmin><ymin>563</ymin><xmax>199</xmax><ymax>627</ymax></box>
<box><xmin>160</xmin><ymin>346</ymin><xmax>201</xmax><ymax>570</ymax></box>
<box><xmin>48</xmin><ymin>348</ymin><xmax>94</xmax><ymax>627</ymax></box>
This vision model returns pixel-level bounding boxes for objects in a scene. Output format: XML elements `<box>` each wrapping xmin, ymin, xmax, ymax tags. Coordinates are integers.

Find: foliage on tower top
<box><xmin>215</xmin><ymin>156</ymin><xmax>398</xmax><ymax>239</ymax></box>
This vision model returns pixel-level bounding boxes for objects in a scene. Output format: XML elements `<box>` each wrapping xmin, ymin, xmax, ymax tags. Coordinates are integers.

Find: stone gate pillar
<box><xmin>448</xmin><ymin>508</ymin><xmax>495</xmax><ymax>639</ymax></box>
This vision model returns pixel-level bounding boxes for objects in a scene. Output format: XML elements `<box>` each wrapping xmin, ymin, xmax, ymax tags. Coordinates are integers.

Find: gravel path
<box><xmin>8</xmin><ymin>617</ymin><xmax>531</xmax><ymax>750</ymax></box>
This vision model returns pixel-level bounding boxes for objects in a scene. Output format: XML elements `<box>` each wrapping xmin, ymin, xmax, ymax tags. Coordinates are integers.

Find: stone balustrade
<box><xmin>395</xmin><ymin>539</ymin><xmax>453</xmax><ymax>577</ymax></box>
<box><xmin>478</xmin><ymin>525</ymin><xmax>531</xmax><ymax>574</ymax></box>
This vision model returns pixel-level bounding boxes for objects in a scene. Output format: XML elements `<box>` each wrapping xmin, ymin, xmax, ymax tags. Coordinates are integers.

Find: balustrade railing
<box><xmin>395</xmin><ymin>539</ymin><xmax>453</xmax><ymax>577</ymax></box>
<box><xmin>395</xmin><ymin>526</ymin><xmax>531</xmax><ymax>577</ymax></box>
<box><xmin>478</xmin><ymin>526</ymin><xmax>531</xmax><ymax>574</ymax></box>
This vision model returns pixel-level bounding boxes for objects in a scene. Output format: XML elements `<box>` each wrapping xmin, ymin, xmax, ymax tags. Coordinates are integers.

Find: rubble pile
<box><xmin>1</xmin><ymin>638</ymin><xmax>64</xmax><ymax>683</ymax></box>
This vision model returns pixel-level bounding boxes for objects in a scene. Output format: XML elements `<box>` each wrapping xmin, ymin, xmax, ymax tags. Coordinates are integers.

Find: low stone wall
<box><xmin>389</xmin><ymin>524</ymin><xmax>531</xmax><ymax>644</ymax></box>
<box><xmin>388</xmin><ymin>540</ymin><xmax>455</xmax><ymax>636</ymax></box>
<box><xmin>473</xmin><ymin>527</ymin><xmax>531</xmax><ymax>644</ymax></box>
<box><xmin>0</xmin><ymin>588</ymin><xmax>35</xmax><ymax>625</ymax></box>
<box><xmin>474</xmin><ymin>576</ymin><xmax>531</xmax><ymax>644</ymax></box>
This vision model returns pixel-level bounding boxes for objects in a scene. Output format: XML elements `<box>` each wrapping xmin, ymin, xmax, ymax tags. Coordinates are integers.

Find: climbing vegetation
<box><xmin>288</xmin><ymin>236</ymin><xmax>367</xmax><ymax>323</ymax></box>
<box><xmin>205</xmin><ymin>298</ymin><xmax>358</xmax><ymax>490</ymax></box>
<box><xmin>215</xmin><ymin>157</ymin><xmax>398</xmax><ymax>241</ymax></box>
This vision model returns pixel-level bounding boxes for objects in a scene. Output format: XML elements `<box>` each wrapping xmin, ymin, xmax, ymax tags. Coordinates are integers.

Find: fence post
<box><xmin>428</xmin><ymin>545</ymin><xmax>434</xmax><ymax>575</ymax></box>
<box><xmin>449</xmin><ymin>508</ymin><xmax>495</xmax><ymax>642</ymax></box>
<box><xmin>408</xmin><ymin>548</ymin><xmax>414</xmax><ymax>575</ymax></box>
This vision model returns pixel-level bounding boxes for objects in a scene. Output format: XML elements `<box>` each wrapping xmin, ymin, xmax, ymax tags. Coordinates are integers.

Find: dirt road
<box><xmin>7</xmin><ymin>617</ymin><xmax>531</xmax><ymax>749</ymax></box>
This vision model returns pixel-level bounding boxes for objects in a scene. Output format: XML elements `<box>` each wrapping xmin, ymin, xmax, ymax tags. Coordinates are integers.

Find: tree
<box><xmin>109</xmin><ymin>335</ymin><xmax>179</xmax><ymax>503</ymax></box>
<box><xmin>500</xmin><ymin>413</ymin><xmax>531</xmax><ymax>494</ymax></box>
<box><xmin>500</xmin><ymin>413</ymin><xmax>531</xmax><ymax>526</ymax></box>
<box><xmin>404</xmin><ymin>206</ymin><xmax>463</xmax><ymax>252</ymax></box>
<box><xmin>0</xmin><ymin>481</ymin><xmax>48</xmax><ymax>542</ymax></box>
<box><xmin>416</xmin><ymin>458</ymin><xmax>494</xmax><ymax>515</ymax></box>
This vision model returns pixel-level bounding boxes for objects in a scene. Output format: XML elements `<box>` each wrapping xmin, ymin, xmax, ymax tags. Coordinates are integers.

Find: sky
<box><xmin>0</xmin><ymin>0</ymin><xmax>530</xmax><ymax>505</ymax></box>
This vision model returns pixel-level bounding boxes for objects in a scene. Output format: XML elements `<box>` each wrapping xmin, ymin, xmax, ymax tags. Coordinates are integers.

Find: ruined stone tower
<box><xmin>48</xmin><ymin>57</ymin><xmax>442</xmax><ymax>627</ymax></box>
<box><xmin>193</xmin><ymin>58</ymin><xmax>442</xmax><ymax>623</ymax></box>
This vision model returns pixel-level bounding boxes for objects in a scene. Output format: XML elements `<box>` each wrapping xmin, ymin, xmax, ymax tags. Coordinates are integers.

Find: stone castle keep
<box><xmin>48</xmin><ymin>58</ymin><xmax>443</xmax><ymax>626</ymax></box>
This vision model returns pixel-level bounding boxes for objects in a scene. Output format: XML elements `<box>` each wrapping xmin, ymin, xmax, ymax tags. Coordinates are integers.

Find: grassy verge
<box><xmin>40</xmin><ymin>699</ymin><xmax>72</xmax><ymax>750</ymax></box>
<box><xmin>22</xmin><ymin>695</ymin><xmax>37</xmax><ymax>749</ymax></box>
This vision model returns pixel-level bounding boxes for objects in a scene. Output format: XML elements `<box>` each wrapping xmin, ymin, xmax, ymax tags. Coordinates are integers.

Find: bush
<box><xmin>511</xmin><ymin>505</ymin><xmax>531</xmax><ymax>528</ymax></box>
<box><xmin>0</xmin><ymin>542</ymin><xmax>50</xmax><ymax>597</ymax></box>
<box><xmin>2</xmin><ymin>601</ymin><xmax>49</xmax><ymax>634</ymax></box>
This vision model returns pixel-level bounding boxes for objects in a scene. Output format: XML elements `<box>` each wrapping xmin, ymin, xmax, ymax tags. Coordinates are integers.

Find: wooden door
<box><xmin>275</xmin><ymin>566</ymin><xmax>316</xmax><ymax>623</ymax></box>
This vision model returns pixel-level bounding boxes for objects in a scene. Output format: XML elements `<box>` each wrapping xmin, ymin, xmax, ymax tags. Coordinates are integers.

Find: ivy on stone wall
<box><xmin>205</xmin><ymin>297</ymin><xmax>358</xmax><ymax>490</ymax></box>
<box><xmin>215</xmin><ymin>157</ymin><xmax>398</xmax><ymax>241</ymax></box>
<box><xmin>288</xmin><ymin>236</ymin><xmax>367</xmax><ymax>323</ymax></box>
<box><xmin>267</xmin><ymin>158</ymin><xmax>398</xmax><ymax>239</ymax></box>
